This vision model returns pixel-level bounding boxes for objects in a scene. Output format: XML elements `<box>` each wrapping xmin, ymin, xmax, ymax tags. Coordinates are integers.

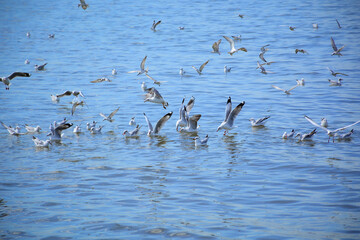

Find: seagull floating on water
<box><xmin>179</xmin><ymin>114</ymin><xmax>201</xmax><ymax>132</ymax></box>
<box><xmin>48</xmin><ymin>121</ymin><xmax>73</xmax><ymax>140</ymax></box>
<box><xmin>192</xmin><ymin>60</ymin><xmax>209</xmax><ymax>75</ymax></box>
<box><xmin>331</xmin><ymin>37</ymin><xmax>344</xmax><ymax>56</ymax></box>
<box><xmin>123</xmin><ymin>125</ymin><xmax>141</xmax><ymax>137</ymax></box>
<box><xmin>90</xmin><ymin>126</ymin><xmax>103</xmax><ymax>134</ymax></box>
<box><xmin>34</xmin><ymin>63</ymin><xmax>47</xmax><ymax>71</ymax></box>
<box><xmin>25</xmin><ymin>59</ymin><xmax>30</xmax><ymax>64</ymax></box>
<box><xmin>0</xmin><ymin>121</ymin><xmax>23</xmax><ymax>135</ymax></box>
<box><xmin>312</xmin><ymin>23</ymin><xmax>318</xmax><ymax>29</ymax></box>
<box><xmin>249</xmin><ymin>116</ymin><xmax>270</xmax><ymax>127</ymax></box>
<box><xmin>217</xmin><ymin>97</ymin><xmax>245</xmax><ymax>134</ymax></box>
<box><xmin>272</xmin><ymin>84</ymin><xmax>298</xmax><ymax>95</ymax></box>
<box><xmin>282</xmin><ymin>129</ymin><xmax>295</xmax><ymax>139</ymax></box>
<box><xmin>194</xmin><ymin>135</ymin><xmax>209</xmax><ymax>147</ymax></box>
<box><xmin>223</xmin><ymin>35</ymin><xmax>247</xmax><ymax>55</ymax></box>
<box><xmin>100</xmin><ymin>107</ymin><xmax>120</xmax><ymax>122</ymax></box>
<box><xmin>143</xmin><ymin>112</ymin><xmax>173</xmax><ymax>136</ymax></box>
<box><xmin>51</xmin><ymin>90</ymin><xmax>85</xmax><ymax>102</ymax></box>
<box><xmin>129</xmin><ymin>117</ymin><xmax>136</xmax><ymax>126</ymax></box>
<box><xmin>0</xmin><ymin>72</ymin><xmax>31</xmax><ymax>90</ymax></box>
<box><xmin>26</xmin><ymin>32</ymin><xmax>31</xmax><ymax>38</ymax></box>
<box><xmin>112</xmin><ymin>69</ymin><xmax>117</xmax><ymax>75</ymax></box>
<box><xmin>25</xmin><ymin>124</ymin><xmax>41</xmax><ymax>133</ymax></box>
<box><xmin>304</xmin><ymin>115</ymin><xmax>360</xmax><ymax>143</ymax></box>
<box><xmin>48</xmin><ymin>34</ymin><xmax>55</xmax><ymax>38</ymax></box>
<box><xmin>73</xmin><ymin>125</ymin><xmax>81</xmax><ymax>133</ymax></box>
<box><xmin>91</xmin><ymin>77</ymin><xmax>111</xmax><ymax>83</ymax></box>
<box><xmin>128</xmin><ymin>56</ymin><xmax>148</xmax><ymax>75</ymax></box>
<box><xmin>224</xmin><ymin>65</ymin><xmax>231</xmax><ymax>74</ymax></box>
<box><xmin>179</xmin><ymin>68</ymin><xmax>185</xmax><ymax>76</ymax></box>
<box><xmin>32</xmin><ymin>136</ymin><xmax>52</xmax><ymax>147</ymax></box>
<box><xmin>86</xmin><ymin>121</ymin><xmax>97</xmax><ymax>131</ymax></box>
<box><xmin>295</xmin><ymin>129</ymin><xmax>317</xmax><ymax>141</ymax></box>
<box><xmin>328</xmin><ymin>78</ymin><xmax>343</xmax><ymax>86</ymax></box>
<box><xmin>176</xmin><ymin>96</ymin><xmax>195</xmax><ymax>131</ymax></box>
<box><xmin>321</xmin><ymin>118</ymin><xmax>328</xmax><ymax>128</ymax></box>
<box><xmin>296</xmin><ymin>78</ymin><xmax>305</xmax><ymax>86</ymax></box>
<box><xmin>335</xmin><ymin>129</ymin><xmax>354</xmax><ymax>140</ymax></box>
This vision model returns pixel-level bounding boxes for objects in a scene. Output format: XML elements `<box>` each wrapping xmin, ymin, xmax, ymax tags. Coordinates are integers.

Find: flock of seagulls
<box><xmin>1</xmin><ymin>1</ymin><xmax>359</xmax><ymax>149</ymax></box>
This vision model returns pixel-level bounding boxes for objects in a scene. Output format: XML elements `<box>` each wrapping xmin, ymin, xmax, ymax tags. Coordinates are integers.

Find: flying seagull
<box><xmin>100</xmin><ymin>107</ymin><xmax>120</xmax><ymax>122</ymax></box>
<box><xmin>192</xmin><ymin>60</ymin><xmax>209</xmax><ymax>75</ymax></box>
<box><xmin>0</xmin><ymin>72</ymin><xmax>31</xmax><ymax>90</ymax></box>
<box><xmin>223</xmin><ymin>35</ymin><xmax>247</xmax><ymax>55</ymax></box>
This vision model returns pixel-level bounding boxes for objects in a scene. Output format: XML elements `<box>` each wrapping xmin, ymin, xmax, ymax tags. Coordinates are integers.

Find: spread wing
<box><xmin>259</xmin><ymin>52</ymin><xmax>267</xmax><ymax>62</ymax></box>
<box><xmin>224</xmin><ymin>97</ymin><xmax>232</xmax><ymax>122</ymax></box>
<box><xmin>226</xmin><ymin>101</ymin><xmax>245</xmax><ymax>127</ymax></box>
<box><xmin>256</xmin><ymin>116</ymin><xmax>270</xmax><ymax>124</ymax></box>
<box><xmin>140</xmin><ymin>56</ymin><xmax>147</xmax><ymax>70</ymax></box>
<box><xmin>154</xmin><ymin>112</ymin><xmax>173</xmax><ymax>134</ymax></box>
<box><xmin>331</xmin><ymin>37</ymin><xmax>338</xmax><ymax>51</ymax></box>
<box><xmin>272</xmin><ymin>85</ymin><xmax>286</xmax><ymax>92</ymax></box>
<box><xmin>188</xmin><ymin>114</ymin><xmax>201</xmax><ymax>130</ymax></box>
<box><xmin>223</xmin><ymin>35</ymin><xmax>235</xmax><ymax>50</ymax></box>
<box><xmin>8</xmin><ymin>72</ymin><xmax>31</xmax><ymax>80</ymax></box>
<box><xmin>199</xmin><ymin>60</ymin><xmax>209</xmax><ymax>72</ymax></box>
<box><xmin>143</xmin><ymin>113</ymin><xmax>153</xmax><ymax>132</ymax></box>
<box><xmin>185</xmin><ymin>96</ymin><xmax>195</xmax><ymax>113</ymax></box>
<box><xmin>109</xmin><ymin>107</ymin><xmax>120</xmax><ymax>118</ymax></box>
<box><xmin>57</xmin><ymin>90</ymin><xmax>72</xmax><ymax>98</ymax></box>
<box><xmin>99</xmin><ymin>113</ymin><xmax>107</xmax><ymax>119</ymax></box>
<box><xmin>304</xmin><ymin>115</ymin><xmax>328</xmax><ymax>132</ymax></box>
<box><xmin>288</xmin><ymin>85</ymin><xmax>298</xmax><ymax>92</ymax></box>
<box><xmin>334</xmin><ymin>120</ymin><xmax>360</xmax><ymax>132</ymax></box>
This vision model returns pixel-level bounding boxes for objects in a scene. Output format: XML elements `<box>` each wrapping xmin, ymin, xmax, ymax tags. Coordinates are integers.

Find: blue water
<box><xmin>1</xmin><ymin>0</ymin><xmax>360</xmax><ymax>239</ymax></box>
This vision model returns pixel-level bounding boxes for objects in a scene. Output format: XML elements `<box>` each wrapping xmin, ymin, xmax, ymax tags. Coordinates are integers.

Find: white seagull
<box><xmin>295</xmin><ymin>129</ymin><xmax>317</xmax><ymax>141</ymax></box>
<box><xmin>0</xmin><ymin>121</ymin><xmax>23</xmax><ymax>135</ymax></box>
<box><xmin>25</xmin><ymin>59</ymin><xmax>30</xmax><ymax>64</ymax></box>
<box><xmin>112</xmin><ymin>69</ymin><xmax>117</xmax><ymax>75</ymax></box>
<box><xmin>331</xmin><ymin>37</ymin><xmax>344</xmax><ymax>56</ymax></box>
<box><xmin>0</xmin><ymin>72</ymin><xmax>31</xmax><ymax>90</ymax></box>
<box><xmin>304</xmin><ymin>115</ymin><xmax>360</xmax><ymax>142</ymax></box>
<box><xmin>128</xmin><ymin>56</ymin><xmax>148</xmax><ymax>75</ymax></box>
<box><xmin>144</xmin><ymin>87</ymin><xmax>169</xmax><ymax>109</ymax></box>
<box><xmin>328</xmin><ymin>78</ymin><xmax>343</xmax><ymax>86</ymax></box>
<box><xmin>100</xmin><ymin>107</ymin><xmax>120</xmax><ymax>122</ymax></box>
<box><xmin>321</xmin><ymin>118</ymin><xmax>328</xmax><ymax>128</ymax></box>
<box><xmin>34</xmin><ymin>63</ymin><xmax>47</xmax><ymax>71</ymax></box>
<box><xmin>86</xmin><ymin>121</ymin><xmax>97</xmax><ymax>131</ymax></box>
<box><xmin>129</xmin><ymin>117</ymin><xmax>136</xmax><ymax>126</ymax></box>
<box><xmin>224</xmin><ymin>65</ymin><xmax>231</xmax><ymax>74</ymax></box>
<box><xmin>25</xmin><ymin>124</ymin><xmax>42</xmax><ymax>133</ymax></box>
<box><xmin>194</xmin><ymin>135</ymin><xmax>209</xmax><ymax>147</ymax></box>
<box><xmin>192</xmin><ymin>60</ymin><xmax>209</xmax><ymax>75</ymax></box>
<box><xmin>176</xmin><ymin>96</ymin><xmax>195</xmax><ymax>131</ymax></box>
<box><xmin>73</xmin><ymin>125</ymin><xmax>81</xmax><ymax>133</ymax></box>
<box><xmin>249</xmin><ymin>116</ymin><xmax>270</xmax><ymax>127</ymax></box>
<box><xmin>223</xmin><ymin>36</ymin><xmax>247</xmax><ymax>55</ymax></box>
<box><xmin>143</xmin><ymin>112</ymin><xmax>173</xmax><ymax>136</ymax></box>
<box><xmin>32</xmin><ymin>136</ymin><xmax>52</xmax><ymax>147</ymax></box>
<box><xmin>282</xmin><ymin>129</ymin><xmax>296</xmax><ymax>139</ymax></box>
<box><xmin>78</xmin><ymin>0</ymin><xmax>88</xmax><ymax>10</ymax></box>
<box><xmin>179</xmin><ymin>68</ymin><xmax>185</xmax><ymax>76</ymax></box>
<box><xmin>335</xmin><ymin>129</ymin><xmax>354</xmax><ymax>140</ymax></box>
<box><xmin>272</xmin><ymin>84</ymin><xmax>298</xmax><ymax>95</ymax></box>
<box><xmin>217</xmin><ymin>97</ymin><xmax>245</xmax><ymax>134</ymax></box>
<box><xmin>48</xmin><ymin>121</ymin><xmax>73</xmax><ymax>140</ymax></box>
<box><xmin>179</xmin><ymin>114</ymin><xmax>201</xmax><ymax>133</ymax></box>
<box><xmin>90</xmin><ymin>126</ymin><xmax>103</xmax><ymax>134</ymax></box>
<box><xmin>141</xmin><ymin>82</ymin><xmax>151</xmax><ymax>92</ymax></box>
<box><xmin>296</xmin><ymin>78</ymin><xmax>305</xmax><ymax>86</ymax></box>
<box><xmin>123</xmin><ymin>125</ymin><xmax>141</xmax><ymax>137</ymax></box>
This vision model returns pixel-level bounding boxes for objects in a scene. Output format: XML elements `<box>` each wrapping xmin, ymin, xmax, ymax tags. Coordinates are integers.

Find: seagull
<box><xmin>141</xmin><ymin>82</ymin><xmax>151</xmax><ymax>92</ymax></box>
<box><xmin>272</xmin><ymin>84</ymin><xmax>298</xmax><ymax>95</ymax></box>
<box><xmin>73</xmin><ymin>125</ymin><xmax>81</xmax><ymax>133</ymax></box>
<box><xmin>259</xmin><ymin>52</ymin><xmax>267</xmax><ymax>62</ymax></box>
<box><xmin>144</xmin><ymin>87</ymin><xmax>169</xmax><ymax>109</ymax></box>
<box><xmin>224</xmin><ymin>65</ymin><xmax>231</xmax><ymax>74</ymax></box>
<box><xmin>48</xmin><ymin>34</ymin><xmax>55</xmax><ymax>38</ymax></box>
<box><xmin>331</xmin><ymin>37</ymin><xmax>344</xmax><ymax>56</ymax></box>
<box><xmin>295</xmin><ymin>49</ymin><xmax>308</xmax><ymax>54</ymax></box>
<box><xmin>321</xmin><ymin>118</ymin><xmax>328</xmax><ymax>128</ymax></box>
<box><xmin>25</xmin><ymin>124</ymin><xmax>41</xmax><ymax>133</ymax></box>
<box><xmin>145</xmin><ymin>73</ymin><xmax>167</xmax><ymax>86</ymax></box>
<box><xmin>129</xmin><ymin>117</ymin><xmax>136</xmax><ymax>126</ymax></box>
<box><xmin>179</xmin><ymin>26</ymin><xmax>185</xmax><ymax>30</ymax></box>
<box><xmin>123</xmin><ymin>125</ymin><xmax>141</xmax><ymax>137</ymax></box>
<box><xmin>34</xmin><ymin>63</ymin><xmax>47</xmax><ymax>71</ymax></box>
<box><xmin>176</xmin><ymin>96</ymin><xmax>195</xmax><ymax>131</ymax></box>
<box><xmin>179</xmin><ymin>114</ymin><xmax>201</xmax><ymax>132</ymax></box>
<box><xmin>312</xmin><ymin>23</ymin><xmax>319</xmax><ymax>29</ymax></box>
<box><xmin>128</xmin><ymin>56</ymin><xmax>148</xmax><ymax>75</ymax></box>
<box><xmin>261</xmin><ymin>44</ymin><xmax>270</xmax><ymax>53</ymax></box>
<box><xmin>217</xmin><ymin>97</ymin><xmax>245</xmax><ymax>134</ymax></box>
<box><xmin>51</xmin><ymin>90</ymin><xmax>85</xmax><ymax>102</ymax></box>
<box><xmin>192</xmin><ymin>60</ymin><xmax>209</xmax><ymax>75</ymax></box>
<box><xmin>32</xmin><ymin>136</ymin><xmax>52</xmax><ymax>147</ymax></box>
<box><xmin>78</xmin><ymin>0</ymin><xmax>88</xmax><ymax>10</ymax></box>
<box><xmin>327</xmin><ymin>67</ymin><xmax>348</xmax><ymax>77</ymax></box>
<box><xmin>289</xmin><ymin>26</ymin><xmax>296</xmax><ymax>31</ymax></box>
<box><xmin>335</xmin><ymin>129</ymin><xmax>354</xmax><ymax>140</ymax></box>
<box><xmin>304</xmin><ymin>115</ymin><xmax>360</xmax><ymax>142</ymax></box>
<box><xmin>179</xmin><ymin>68</ymin><xmax>185</xmax><ymax>76</ymax></box>
<box><xmin>212</xmin><ymin>39</ymin><xmax>222</xmax><ymax>55</ymax></box>
<box><xmin>249</xmin><ymin>116</ymin><xmax>270</xmax><ymax>127</ymax></box>
<box><xmin>257</xmin><ymin>61</ymin><xmax>270</xmax><ymax>74</ymax></box>
<box><xmin>223</xmin><ymin>35</ymin><xmax>247</xmax><ymax>55</ymax></box>
<box><xmin>282</xmin><ymin>129</ymin><xmax>295</xmax><ymax>139</ymax></box>
<box><xmin>26</xmin><ymin>32</ymin><xmax>31</xmax><ymax>38</ymax></box>
<box><xmin>100</xmin><ymin>107</ymin><xmax>120</xmax><ymax>122</ymax></box>
<box><xmin>256</xmin><ymin>61</ymin><xmax>276</xmax><ymax>69</ymax></box>
<box><xmin>151</xmin><ymin>20</ymin><xmax>161</xmax><ymax>31</ymax></box>
<box><xmin>90</xmin><ymin>126</ymin><xmax>103</xmax><ymax>134</ymax></box>
<box><xmin>91</xmin><ymin>77</ymin><xmax>111</xmax><ymax>83</ymax></box>
<box><xmin>48</xmin><ymin>121</ymin><xmax>73</xmax><ymax>140</ymax></box>
<box><xmin>112</xmin><ymin>69</ymin><xmax>117</xmax><ymax>75</ymax></box>
<box><xmin>0</xmin><ymin>121</ymin><xmax>23</xmax><ymax>135</ymax></box>
<box><xmin>295</xmin><ymin>129</ymin><xmax>317</xmax><ymax>141</ymax></box>
<box><xmin>143</xmin><ymin>112</ymin><xmax>173</xmax><ymax>136</ymax></box>
<box><xmin>296</xmin><ymin>78</ymin><xmax>305</xmax><ymax>86</ymax></box>
<box><xmin>336</xmin><ymin>19</ymin><xmax>341</xmax><ymax>29</ymax></box>
<box><xmin>86</xmin><ymin>121</ymin><xmax>97</xmax><ymax>131</ymax></box>
<box><xmin>194</xmin><ymin>135</ymin><xmax>209</xmax><ymax>147</ymax></box>
<box><xmin>25</xmin><ymin>59</ymin><xmax>30</xmax><ymax>64</ymax></box>
<box><xmin>238</xmin><ymin>14</ymin><xmax>244</xmax><ymax>18</ymax></box>
<box><xmin>0</xmin><ymin>72</ymin><xmax>31</xmax><ymax>90</ymax></box>
<box><xmin>328</xmin><ymin>78</ymin><xmax>343</xmax><ymax>86</ymax></box>
<box><xmin>71</xmin><ymin>101</ymin><xmax>85</xmax><ymax>116</ymax></box>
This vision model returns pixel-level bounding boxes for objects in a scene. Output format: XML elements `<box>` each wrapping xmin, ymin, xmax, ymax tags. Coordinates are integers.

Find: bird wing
<box><xmin>192</xmin><ymin>66</ymin><xmax>200</xmax><ymax>74</ymax></box>
<box><xmin>79</xmin><ymin>91</ymin><xmax>85</xmax><ymax>98</ymax></box>
<box><xmin>226</xmin><ymin>101</ymin><xmax>245</xmax><ymax>127</ymax></box>
<box><xmin>256</xmin><ymin>116</ymin><xmax>270</xmax><ymax>124</ymax></box>
<box><xmin>304</xmin><ymin>115</ymin><xmax>328</xmax><ymax>132</ymax></box>
<box><xmin>327</xmin><ymin>67</ymin><xmax>335</xmax><ymax>75</ymax></box>
<box><xmin>0</xmin><ymin>121</ymin><xmax>10</xmax><ymax>130</ymax></box>
<box><xmin>109</xmin><ymin>107</ymin><xmax>120</xmax><ymax>118</ymax></box>
<box><xmin>71</xmin><ymin>102</ymin><xmax>79</xmax><ymax>115</ymax></box>
<box><xmin>333</xmin><ymin>120</ymin><xmax>360</xmax><ymax>133</ymax></box>
<box><xmin>185</xmin><ymin>96</ymin><xmax>195</xmax><ymax>113</ymax></box>
<box><xmin>288</xmin><ymin>85</ymin><xmax>298</xmax><ymax>92</ymax></box>
<box><xmin>212</xmin><ymin>41</ymin><xmax>219</xmax><ymax>52</ymax></box>
<box><xmin>154</xmin><ymin>20</ymin><xmax>161</xmax><ymax>28</ymax></box>
<box><xmin>259</xmin><ymin>52</ymin><xmax>267</xmax><ymax>62</ymax></box>
<box><xmin>179</xmin><ymin>97</ymin><xmax>185</xmax><ymax>117</ymax></box>
<box><xmin>8</xmin><ymin>72</ymin><xmax>31</xmax><ymax>80</ymax></box>
<box><xmin>272</xmin><ymin>85</ymin><xmax>286</xmax><ymax>92</ymax></box>
<box><xmin>223</xmin><ymin>35</ymin><xmax>235</xmax><ymax>50</ymax></box>
<box><xmin>140</xmin><ymin>56</ymin><xmax>147</xmax><ymax>71</ymax></box>
<box><xmin>331</xmin><ymin>37</ymin><xmax>338</xmax><ymax>51</ymax></box>
<box><xmin>224</xmin><ymin>97</ymin><xmax>232</xmax><ymax>122</ymax></box>
<box><xmin>143</xmin><ymin>113</ymin><xmax>153</xmax><ymax>132</ymax></box>
<box><xmin>188</xmin><ymin>114</ymin><xmax>201</xmax><ymax>130</ymax></box>
<box><xmin>57</xmin><ymin>90</ymin><xmax>72</xmax><ymax>98</ymax></box>
<box><xmin>336</xmin><ymin>19</ymin><xmax>341</xmax><ymax>28</ymax></box>
<box><xmin>154</xmin><ymin>112</ymin><xmax>172</xmax><ymax>134</ymax></box>
<box><xmin>99</xmin><ymin>113</ymin><xmax>107</xmax><ymax>119</ymax></box>
<box><xmin>199</xmin><ymin>60</ymin><xmax>209</xmax><ymax>73</ymax></box>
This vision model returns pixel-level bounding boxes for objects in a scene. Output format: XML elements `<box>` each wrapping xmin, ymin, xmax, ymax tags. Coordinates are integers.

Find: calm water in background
<box><xmin>1</xmin><ymin>0</ymin><xmax>360</xmax><ymax>239</ymax></box>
